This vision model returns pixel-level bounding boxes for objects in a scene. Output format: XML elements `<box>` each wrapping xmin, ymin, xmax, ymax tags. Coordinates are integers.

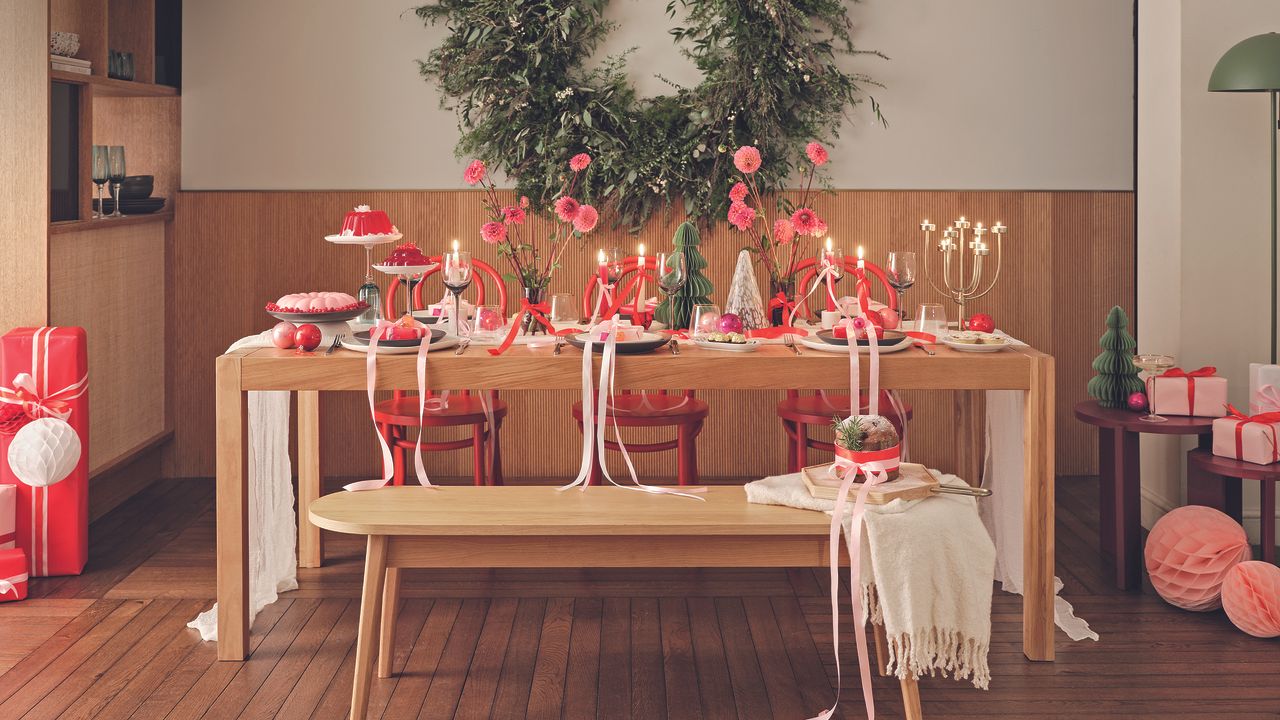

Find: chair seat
<box><xmin>571</xmin><ymin>394</ymin><xmax>709</xmax><ymax>427</ymax></box>
<box><xmin>777</xmin><ymin>393</ymin><xmax>912</xmax><ymax>425</ymax></box>
<box><xmin>374</xmin><ymin>395</ymin><xmax>508</xmax><ymax>427</ymax></box>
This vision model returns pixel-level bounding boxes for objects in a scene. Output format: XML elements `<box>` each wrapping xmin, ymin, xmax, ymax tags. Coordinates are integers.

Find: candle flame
<box><xmin>825</xmin><ymin>237</ymin><xmax>833</xmax><ymax>252</ymax></box>
<box><xmin>857</xmin><ymin>246</ymin><xmax>864</xmax><ymax>259</ymax></box>
<box><xmin>598</xmin><ymin>248</ymin><xmax>606</xmax><ymax>262</ymax></box>
<box><xmin>638</xmin><ymin>243</ymin><xmax>645</xmax><ymax>257</ymax></box>
<box><xmin>452</xmin><ymin>239</ymin><xmax>459</xmax><ymax>253</ymax></box>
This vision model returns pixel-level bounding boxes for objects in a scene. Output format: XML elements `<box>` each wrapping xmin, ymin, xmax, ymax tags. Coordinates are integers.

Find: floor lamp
<box><xmin>1210</xmin><ymin>33</ymin><xmax>1280</xmax><ymax>364</ymax></box>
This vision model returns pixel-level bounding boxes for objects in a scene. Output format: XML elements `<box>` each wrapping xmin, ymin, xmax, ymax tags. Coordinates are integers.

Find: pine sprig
<box><xmin>831</xmin><ymin>415</ymin><xmax>865</xmax><ymax>452</ymax></box>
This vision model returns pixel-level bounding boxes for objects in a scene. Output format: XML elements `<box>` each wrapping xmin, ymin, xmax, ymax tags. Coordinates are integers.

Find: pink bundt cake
<box><xmin>267</xmin><ymin>291</ymin><xmax>367</xmax><ymax>313</ymax></box>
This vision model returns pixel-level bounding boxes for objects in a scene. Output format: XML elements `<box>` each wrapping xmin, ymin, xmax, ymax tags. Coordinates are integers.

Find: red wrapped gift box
<box><xmin>0</xmin><ymin>548</ymin><xmax>28</xmax><ymax>602</ymax></box>
<box><xmin>0</xmin><ymin>484</ymin><xmax>14</xmax><ymax>550</ymax></box>
<box><xmin>1149</xmin><ymin>366</ymin><xmax>1228</xmax><ymax>417</ymax></box>
<box><xmin>0</xmin><ymin>327</ymin><xmax>89</xmax><ymax>577</ymax></box>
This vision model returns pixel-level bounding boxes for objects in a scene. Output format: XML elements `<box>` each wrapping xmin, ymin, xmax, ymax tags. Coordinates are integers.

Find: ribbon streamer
<box><xmin>489</xmin><ymin>299</ymin><xmax>575</xmax><ymax>356</ymax></box>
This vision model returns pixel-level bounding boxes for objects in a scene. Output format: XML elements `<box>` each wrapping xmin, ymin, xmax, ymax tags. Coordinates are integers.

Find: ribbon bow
<box><xmin>1165</xmin><ymin>366</ymin><xmax>1216</xmax><ymax>379</ymax></box>
<box><xmin>488</xmin><ymin>298</ymin><xmax>574</xmax><ymax>356</ymax></box>
<box><xmin>1255</xmin><ymin>385</ymin><xmax>1280</xmax><ymax>414</ymax></box>
<box><xmin>1225</xmin><ymin>404</ymin><xmax>1280</xmax><ymax>463</ymax></box>
<box><xmin>768</xmin><ymin>292</ymin><xmax>796</xmax><ymax>313</ymax></box>
<box><xmin>0</xmin><ymin>572</ymin><xmax>27</xmax><ymax>599</ymax></box>
<box><xmin>0</xmin><ymin>371</ymin><xmax>87</xmax><ymax>426</ymax></box>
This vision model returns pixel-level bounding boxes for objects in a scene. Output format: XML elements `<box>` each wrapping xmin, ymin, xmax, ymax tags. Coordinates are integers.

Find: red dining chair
<box><xmin>572</xmin><ymin>256</ymin><xmax>710</xmax><ymax>485</ymax></box>
<box><xmin>374</xmin><ymin>256</ymin><xmax>508</xmax><ymax>486</ymax></box>
<box><xmin>778</xmin><ymin>257</ymin><xmax>913</xmax><ymax>472</ymax></box>
<box><xmin>581</xmin><ymin>256</ymin><xmax>659</xmax><ymax>322</ymax></box>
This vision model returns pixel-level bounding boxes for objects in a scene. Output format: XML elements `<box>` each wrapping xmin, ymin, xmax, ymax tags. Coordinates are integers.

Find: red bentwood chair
<box><xmin>374</xmin><ymin>257</ymin><xmax>508</xmax><ymax>485</ymax></box>
<box><xmin>778</xmin><ymin>256</ymin><xmax>913</xmax><ymax>472</ymax></box>
<box><xmin>573</xmin><ymin>256</ymin><xmax>710</xmax><ymax>485</ymax></box>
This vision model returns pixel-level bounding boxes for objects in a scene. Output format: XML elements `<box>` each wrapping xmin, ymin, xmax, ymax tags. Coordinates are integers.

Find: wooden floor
<box><xmin>0</xmin><ymin>477</ymin><xmax>1277</xmax><ymax>720</ymax></box>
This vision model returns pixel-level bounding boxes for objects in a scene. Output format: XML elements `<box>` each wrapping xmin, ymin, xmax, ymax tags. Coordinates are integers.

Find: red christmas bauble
<box><xmin>964</xmin><ymin>313</ymin><xmax>995</xmax><ymax>333</ymax></box>
<box><xmin>1127</xmin><ymin>391</ymin><xmax>1148</xmax><ymax>412</ymax></box>
<box><xmin>294</xmin><ymin>324</ymin><xmax>322</xmax><ymax>352</ymax></box>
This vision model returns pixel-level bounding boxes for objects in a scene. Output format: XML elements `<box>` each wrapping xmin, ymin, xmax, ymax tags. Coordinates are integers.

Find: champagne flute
<box><xmin>442</xmin><ymin>250</ymin><xmax>473</xmax><ymax>336</ymax></box>
<box><xmin>91</xmin><ymin>146</ymin><xmax>109</xmax><ymax>219</ymax></box>
<box><xmin>886</xmin><ymin>251</ymin><xmax>917</xmax><ymax>322</ymax></box>
<box><xmin>1134</xmin><ymin>354</ymin><xmax>1175</xmax><ymax>423</ymax></box>
<box><xmin>106</xmin><ymin>146</ymin><xmax>126</xmax><ymax>218</ymax></box>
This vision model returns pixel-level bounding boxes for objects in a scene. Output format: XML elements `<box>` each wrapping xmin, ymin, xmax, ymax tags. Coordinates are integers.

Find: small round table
<box><xmin>1073</xmin><ymin>400</ymin><xmax>1217</xmax><ymax>590</ymax></box>
<box><xmin>1187</xmin><ymin>448</ymin><xmax>1278</xmax><ymax>563</ymax></box>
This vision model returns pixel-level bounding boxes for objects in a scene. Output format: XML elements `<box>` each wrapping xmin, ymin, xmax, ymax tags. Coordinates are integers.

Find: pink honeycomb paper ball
<box><xmin>1221</xmin><ymin>561</ymin><xmax>1280</xmax><ymax>638</ymax></box>
<box><xmin>1144</xmin><ymin>505</ymin><xmax>1251</xmax><ymax>611</ymax></box>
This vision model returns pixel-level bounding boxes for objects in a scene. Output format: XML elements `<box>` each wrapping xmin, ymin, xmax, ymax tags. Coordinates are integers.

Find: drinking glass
<box><xmin>657</xmin><ymin>252</ymin><xmax>687</xmax><ymax>296</ymax></box>
<box><xmin>549</xmin><ymin>293</ymin><xmax>576</xmax><ymax>324</ymax></box>
<box><xmin>886</xmin><ymin>251</ymin><xmax>917</xmax><ymax>321</ymax></box>
<box><xmin>106</xmin><ymin>146</ymin><xmax>126</xmax><ymax>218</ymax></box>
<box><xmin>91</xmin><ymin>145</ymin><xmax>109</xmax><ymax>219</ymax></box>
<box><xmin>690</xmin><ymin>304</ymin><xmax>722</xmax><ymax>340</ymax></box>
<box><xmin>441</xmin><ymin>251</ymin><xmax>473</xmax><ymax>334</ymax></box>
<box><xmin>817</xmin><ymin>246</ymin><xmax>845</xmax><ymax>281</ymax></box>
<box><xmin>474</xmin><ymin>304</ymin><xmax>506</xmax><ymax>339</ymax></box>
<box><xmin>606</xmin><ymin>247</ymin><xmax>625</xmax><ymax>285</ymax></box>
<box><xmin>1134</xmin><ymin>354</ymin><xmax>1175</xmax><ymax>423</ymax></box>
<box><xmin>915</xmin><ymin>303</ymin><xmax>947</xmax><ymax>339</ymax></box>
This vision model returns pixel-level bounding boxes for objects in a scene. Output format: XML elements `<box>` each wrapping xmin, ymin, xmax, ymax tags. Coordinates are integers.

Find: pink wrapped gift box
<box><xmin>1149</xmin><ymin>367</ymin><xmax>1228</xmax><ymax>417</ymax></box>
<box><xmin>0</xmin><ymin>548</ymin><xmax>28</xmax><ymax>602</ymax></box>
<box><xmin>0</xmin><ymin>484</ymin><xmax>13</xmax><ymax>550</ymax></box>
<box><xmin>1212</xmin><ymin>409</ymin><xmax>1280</xmax><ymax>465</ymax></box>
<box><xmin>1249</xmin><ymin>363</ymin><xmax>1280</xmax><ymax>415</ymax></box>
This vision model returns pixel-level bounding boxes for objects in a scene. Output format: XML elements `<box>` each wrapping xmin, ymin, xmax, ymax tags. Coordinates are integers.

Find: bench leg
<box><xmin>378</xmin><ymin>567</ymin><xmax>402</xmax><ymax>678</ymax></box>
<box><xmin>298</xmin><ymin>391</ymin><xmax>323</xmax><ymax>568</ymax></box>
<box><xmin>900</xmin><ymin>675</ymin><xmax>923</xmax><ymax>720</ymax></box>
<box><xmin>351</xmin><ymin>535</ymin><xmax>388</xmax><ymax>720</ymax></box>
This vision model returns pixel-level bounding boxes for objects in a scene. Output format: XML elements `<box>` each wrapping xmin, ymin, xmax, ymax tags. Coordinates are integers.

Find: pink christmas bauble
<box><xmin>1127</xmin><ymin>391</ymin><xmax>1148</xmax><ymax>412</ymax></box>
<box><xmin>1222</xmin><ymin>561</ymin><xmax>1280</xmax><ymax>638</ymax></box>
<box><xmin>1145</xmin><ymin>505</ymin><xmax>1251</xmax><ymax>611</ymax></box>
<box><xmin>879</xmin><ymin>307</ymin><xmax>900</xmax><ymax>330</ymax></box>
<box><xmin>271</xmin><ymin>321</ymin><xmax>297</xmax><ymax>349</ymax></box>
<box><xmin>717</xmin><ymin>313</ymin><xmax>743</xmax><ymax>333</ymax></box>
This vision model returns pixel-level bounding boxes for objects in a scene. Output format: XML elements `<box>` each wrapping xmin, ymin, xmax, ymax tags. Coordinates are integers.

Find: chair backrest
<box><xmin>792</xmin><ymin>257</ymin><xmax>896</xmax><ymax>320</ymax></box>
<box><xmin>383</xmin><ymin>255</ymin><xmax>508</xmax><ymax>319</ymax></box>
<box><xmin>581</xmin><ymin>256</ymin><xmax>658</xmax><ymax>319</ymax></box>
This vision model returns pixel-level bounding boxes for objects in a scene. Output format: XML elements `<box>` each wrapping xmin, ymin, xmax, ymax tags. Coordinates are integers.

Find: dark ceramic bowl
<box><xmin>111</xmin><ymin>175</ymin><xmax>153</xmax><ymax>200</ymax></box>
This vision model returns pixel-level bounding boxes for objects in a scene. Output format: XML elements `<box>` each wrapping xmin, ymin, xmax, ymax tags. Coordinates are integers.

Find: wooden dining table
<box><xmin>214</xmin><ymin>341</ymin><xmax>1056</xmax><ymax>663</ymax></box>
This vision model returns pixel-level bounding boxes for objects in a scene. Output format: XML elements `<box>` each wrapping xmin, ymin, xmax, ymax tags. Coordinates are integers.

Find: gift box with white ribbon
<box><xmin>0</xmin><ymin>547</ymin><xmax>28</xmax><ymax>602</ymax></box>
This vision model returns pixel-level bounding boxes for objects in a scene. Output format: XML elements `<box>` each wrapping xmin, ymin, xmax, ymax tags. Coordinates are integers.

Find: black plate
<box><xmin>564</xmin><ymin>332</ymin><xmax>669</xmax><ymax>354</ymax></box>
<box><xmin>816</xmin><ymin>329</ymin><xmax>907</xmax><ymax>347</ymax></box>
<box><xmin>352</xmin><ymin>327</ymin><xmax>447</xmax><ymax>348</ymax></box>
<box><xmin>93</xmin><ymin>198</ymin><xmax>167</xmax><ymax>214</ymax></box>
<box><xmin>266</xmin><ymin>307</ymin><xmax>367</xmax><ymax>324</ymax></box>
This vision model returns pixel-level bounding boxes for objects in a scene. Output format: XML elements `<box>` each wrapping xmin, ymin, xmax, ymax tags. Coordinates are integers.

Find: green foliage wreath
<box><xmin>415</xmin><ymin>0</ymin><xmax>884</xmax><ymax>230</ymax></box>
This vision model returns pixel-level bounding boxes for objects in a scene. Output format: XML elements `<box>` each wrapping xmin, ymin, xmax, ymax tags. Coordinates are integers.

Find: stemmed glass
<box><xmin>886</xmin><ymin>251</ymin><xmax>917</xmax><ymax>321</ymax></box>
<box><xmin>1134</xmin><ymin>354</ymin><xmax>1175</xmax><ymax>423</ymax></box>
<box><xmin>656</xmin><ymin>252</ymin><xmax>687</xmax><ymax>324</ymax></box>
<box><xmin>91</xmin><ymin>146</ymin><xmax>109</xmax><ymax>219</ymax></box>
<box><xmin>106</xmin><ymin>146</ymin><xmax>126</xmax><ymax>218</ymax></box>
<box><xmin>441</xmin><ymin>250</ymin><xmax>473</xmax><ymax>336</ymax></box>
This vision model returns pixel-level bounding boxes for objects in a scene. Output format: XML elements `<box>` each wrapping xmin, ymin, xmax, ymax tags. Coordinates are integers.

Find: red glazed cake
<box><xmin>381</xmin><ymin>242</ymin><xmax>432</xmax><ymax>267</ymax></box>
<box><xmin>374</xmin><ymin>313</ymin><xmax>430</xmax><ymax>341</ymax></box>
<box><xmin>340</xmin><ymin>204</ymin><xmax>397</xmax><ymax>237</ymax></box>
<box><xmin>267</xmin><ymin>291</ymin><xmax>367</xmax><ymax>313</ymax></box>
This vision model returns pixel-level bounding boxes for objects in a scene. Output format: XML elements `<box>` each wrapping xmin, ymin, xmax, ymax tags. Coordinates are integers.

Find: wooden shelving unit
<box><xmin>49</xmin><ymin>209</ymin><xmax>173</xmax><ymax>234</ymax></box>
<box><xmin>50</xmin><ymin>69</ymin><xmax>177</xmax><ymax>98</ymax></box>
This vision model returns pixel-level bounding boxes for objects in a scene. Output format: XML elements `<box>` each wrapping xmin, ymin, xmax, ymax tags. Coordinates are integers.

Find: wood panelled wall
<box><xmin>172</xmin><ymin>190</ymin><xmax>1133</xmax><ymax>481</ymax></box>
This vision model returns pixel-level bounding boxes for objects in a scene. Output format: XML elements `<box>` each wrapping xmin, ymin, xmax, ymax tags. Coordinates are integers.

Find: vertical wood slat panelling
<box><xmin>173</xmin><ymin>190</ymin><xmax>1133</xmax><ymax>480</ymax></box>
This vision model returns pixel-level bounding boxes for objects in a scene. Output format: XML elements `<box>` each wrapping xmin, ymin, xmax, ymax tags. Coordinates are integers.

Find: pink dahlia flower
<box><xmin>729</xmin><ymin>182</ymin><xmax>749</xmax><ymax>203</ymax></box>
<box><xmin>791</xmin><ymin>207</ymin><xmax>820</xmax><ymax>235</ymax></box>
<box><xmin>569</xmin><ymin>153</ymin><xmax>592</xmax><ymax>172</ymax></box>
<box><xmin>480</xmin><ymin>221</ymin><xmax>507</xmax><ymax>244</ymax></box>
<box><xmin>811</xmin><ymin>217</ymin><xmax>829</xmax><ymax>237</ymax></box>
<box><xmin>728</xmin><ymin>201</ymin><xmax>757</xmax><ymax>231</ymax></box>
<box><xmin>733</xmin><ymin>146</ymin><xmax>762</xmax><ymax>174</ymax></box>
<box><xmin>573</xmin><ymin>204</ymin><xmax>599</xmax><ymax>233</ymax></box>
<box><xmin>501</xmin><ymin>205</ymin><xmax>526</xmax><ymax>225</ymax></box>
<box><xmin>519</xmin><ymin>195</ymin><xmax>530</xmax><ymax>208</ymax></box>
<box><xmin>464</xmin><ymin>159</ymin><xmax>486</xmax><ymax>186</ymax></box>
<box><xmin>805</xmin><ymin>142</ymin><xmax>829</xmax><ymax>166</ymax></box>
<box><xmin>554</xmin><ymin>196</ymin><xmax>581</xmax><ymax>222</ymax></box>
<box><xmin>773</xmin><ymin>219</ymin><xmax>796</xmax><ymax>245</ymax></box>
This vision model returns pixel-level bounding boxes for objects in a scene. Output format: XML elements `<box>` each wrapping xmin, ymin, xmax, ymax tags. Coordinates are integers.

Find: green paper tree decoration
<box><xmin>655</xmin><ymin>222</ymin><xmax>714</xmax><ymax>330</ymax></box>
<box><xmin>1087</xmin><ymin>306</ymin><xmax>1144</xmax><ymax>408</ymax></box>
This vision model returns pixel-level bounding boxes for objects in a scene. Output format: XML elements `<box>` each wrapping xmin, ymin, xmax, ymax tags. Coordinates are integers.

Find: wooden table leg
<box><xmin>872</xmin><ymin>622</ymin><xmax>891</xmax><ymax>677</ymax></box>
<box><xmin>1023</xmin><ymin>354</ymin><xmax>1055</xmax><ymax>661</ymax></box>
<box><xmin>297</xmin><ymin>391</ymin><xmax>323</xmax><ymax>569</ymax></box>
<box><xmin>215</xmin><ymin>355</ymin><xmax>250</xmax><ymax>661</ymax></box>
<box><xmin>954</xmin><ymin>390</ymin><xmax>985</xmax><ymax>487</ymax></box>
<box><xmin>1098</xmin><ymin>427</ymin><xmax>1140</xmax><ymax>590</ymax></box>
<box><xmin>900</xmin><ymin>675</ymin><xmax>923</xmax><ymax>720</ymax></box>
<box><xmin>1262</xmin><ymin>481</ymin><xmax>1276</xmax><ymax>563</ymax></box>
<box><xmin>377</xmin><ymin>567</ymin><xmax>402</xmax><ymax>678</ymax></box>
<box><xmin>351</xmin><ymin>535</ymin><xmax>388</xmax><ymax>720</ymax></box>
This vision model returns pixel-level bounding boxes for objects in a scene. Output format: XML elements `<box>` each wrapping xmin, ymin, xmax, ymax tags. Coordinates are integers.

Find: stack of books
<box><xmin>50</xmin><ymin>55</ymin><xmax>91</xmax><ymax>75</ymax></box>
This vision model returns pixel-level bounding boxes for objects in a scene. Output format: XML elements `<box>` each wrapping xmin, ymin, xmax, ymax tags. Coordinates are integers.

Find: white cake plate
<box><xmin>325</xmin><ymin>231</ymin><xmax>403</xmax><ymax>247</ymax></box>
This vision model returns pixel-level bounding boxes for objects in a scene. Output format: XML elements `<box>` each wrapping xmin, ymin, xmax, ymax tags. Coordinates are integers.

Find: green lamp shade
<box><xmin>1209</xmin><ymin>32</ymin><xmax>1280</xmax><ymax>92</ymax></box>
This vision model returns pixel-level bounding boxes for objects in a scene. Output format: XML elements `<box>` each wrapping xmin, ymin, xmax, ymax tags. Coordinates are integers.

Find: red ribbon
<box><xmin>1225</xmin><ymin>404</ymin><xmax>1280</xmax><ymax>462</ymax></box>
<box><xmin>1162</xmin><ymin>366</ymin><xmax>1216</xmax><ymax>415</ymax></box>
<box><xmin>768</xmin><ymin>291</ymin><xmax>796</xmax><ymax>313</ymax></box>
<box><xmin>487</xmin><ymin>299</ymin><xmax>575</xmax><ymax>356</ymax></box>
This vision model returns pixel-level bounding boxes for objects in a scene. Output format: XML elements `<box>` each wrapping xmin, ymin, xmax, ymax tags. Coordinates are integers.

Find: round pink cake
<box><xmin>267</xmin><ymin>292</ymin><xmax>366</xmax><ymax>313</ymax></box>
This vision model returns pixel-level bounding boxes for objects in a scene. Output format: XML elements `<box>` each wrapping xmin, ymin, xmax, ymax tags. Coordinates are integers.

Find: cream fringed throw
<box><xmin>745</xmin><ymin>471</ymin><xmax>995</xmax><ymax>689</ymax></box>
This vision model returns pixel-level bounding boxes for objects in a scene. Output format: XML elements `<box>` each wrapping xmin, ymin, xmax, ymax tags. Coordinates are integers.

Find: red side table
<box><xmin>1187</xmin><ymin>448</ymin><xmax>1278</xmax><ymax>563</ymax></box>
<box><xmin>1074</xmin><ymin>401</ymin><xmax>1217</xmax><ymax>590</ymax></box>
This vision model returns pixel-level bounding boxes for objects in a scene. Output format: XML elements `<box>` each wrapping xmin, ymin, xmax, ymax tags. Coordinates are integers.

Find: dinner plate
<box><xmin>266</xmin><ymin>307</ymin><xmax>368</xmax><ymax>324</ymax></box>
<box><xmin>797</xmin><ymin>335</ymin><xmax>913</xmax><ymax>354</ymax></box>
<box><xmin>693</xmin><ymin>338</ymin><xmax>761</xmax><ymax>353</ymax></box>
<box><xmin>340</xmin><ymin>334</ymin><xmax>459</xmax><ymax>355</ymax></box>
<box><xmin>940</xmin><ymin>335</ymin><xmax>1010</xmax><ymax>353</ymax></box>
<box><xmin>816</xmin><ymin>329</ymin><xmax>908</xmax><ymax>347</ymax></box>
<box><xmin>565</xmin><ymin>332</ymin><xmax>669</xmax><ymax>354</ymax></box>
<box><xmin>351</xmin><ymin>327</ymin><xmax>447</xmax><ymax>348</ymax></box>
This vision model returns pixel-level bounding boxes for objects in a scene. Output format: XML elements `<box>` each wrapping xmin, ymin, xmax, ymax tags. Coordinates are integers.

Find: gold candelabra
<box><xmin>920</xmin><ymin>216</ymin><xmax>1007</xmax><ymax>326</ymax></box>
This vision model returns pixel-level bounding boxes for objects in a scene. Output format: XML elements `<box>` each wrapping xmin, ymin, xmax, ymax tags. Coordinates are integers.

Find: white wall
<box><xmin>182</xmin><ymin>0</ymin><xmax>1134</xmax><ymax>191</ymax></box>
<box><xmin>1137</xmin><ymin>0</ymin><xmax>1280</xmax><ymax>538</ymax></box>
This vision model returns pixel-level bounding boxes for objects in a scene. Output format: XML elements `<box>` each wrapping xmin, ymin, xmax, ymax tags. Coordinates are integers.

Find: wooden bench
<box><xmin>310</xmin><ymin>486</ymin><xmax>924</xmax><ymax>720</ymax></box>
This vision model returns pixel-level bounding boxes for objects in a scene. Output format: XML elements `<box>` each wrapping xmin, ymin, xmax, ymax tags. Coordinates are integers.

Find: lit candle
<box><xmin>856</xmin><ymin>245</ymin><xmax>865</xmax><ymax>269</ymax></box>
<box><xmin>451</xmin><ymin>238</ymin><xmax>460</xmax><ymax>261</ymax></box>
<box><xmin>636</xmin><ymin>243</ymin><xmax>646</xmax><ymax>316</ymax></box>
<box><xmin>854</xmin><ymin>245</ymin><xmax>869</xmax><ymax>314</ymax></box>
<box><xmin>824</xmin><ymin>238</ymin><xmax>837</xmax><ymax>312</ymax></box>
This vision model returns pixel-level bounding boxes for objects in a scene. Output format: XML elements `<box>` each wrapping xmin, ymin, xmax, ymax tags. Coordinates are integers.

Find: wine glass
<box><xmin>1134</xmin><ymin>354</ymin><xmax>1175</xmax><ymax>423</ymax></box>
<box><xmin>606</xmin><ymin>247</ymin><xmax>625</xmax><ymax>286</ymax></box>
<box><xmin>91</xmin><ymin>146</ymin><xmax>109</xmax><ymax>219</ymax></box>
<box><xmin>690</xmin><ymin>304</ymin><xmax>721</xmax><ymax>340</ymax></box>
<box><xmin>657</xmin><ymin>251</ymin><xmax>687</xmax><ymax>300</ymax></box>
<box><xmin>106</xmin><ymin>146</ymin><xmax>126</xmax><ymax>218</ymax></box>
<box><xmin>441</xmin><ymin>250</ymin><xmax>473</xmax><ymax>336</ymax></box>
<box><xmin>886</xmin><ymin>251</ymin><xmax>917</xmax><ymax>322</ymax></box>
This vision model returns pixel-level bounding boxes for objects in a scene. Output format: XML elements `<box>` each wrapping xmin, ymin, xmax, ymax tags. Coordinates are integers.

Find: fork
<box><xmin>454</xmin><ymin>338</ymin><xmax>471</xmax><ymax>356</ymax></box>
<box><xmin>669</xmin><ymin>338</ymin><xmax>680</xmax><ymax>355</ymax></box>
<box><xmin>324</xmin><ymin>333</ymin><xmax>344</xmax><ymax>355</ymax></box>
<box><xmin>783</xmin><ymin>334</ymin><xmax>803</xmax><ymax>356</ymax></box>
<box><xmin>553</xmin><ymin>336</ymin><xmax>565</xmax><ymax>355</ymax></box>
